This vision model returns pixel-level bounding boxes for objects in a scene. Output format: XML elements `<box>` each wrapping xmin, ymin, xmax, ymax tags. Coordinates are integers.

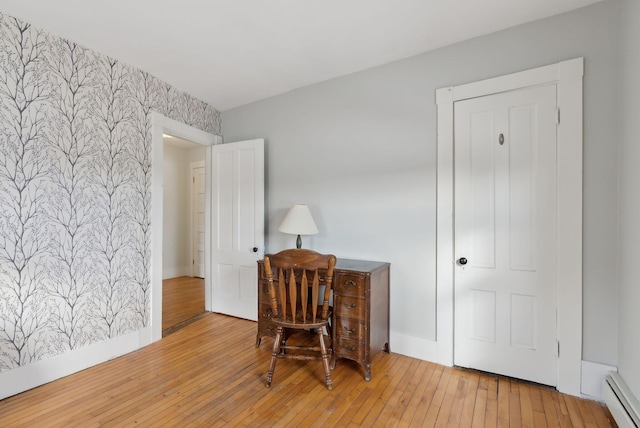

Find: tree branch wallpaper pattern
<box><xmin>0</xmin><ymin>13</ymin><xmax>221</xmax><ymax>372</ymax></box>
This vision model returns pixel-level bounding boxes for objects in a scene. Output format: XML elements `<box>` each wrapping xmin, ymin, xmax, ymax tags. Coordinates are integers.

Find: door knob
<box><xmin>252</xmin><ymin>247</ymin><xmax>258</xmax><ymax>253</ymax></box>
<box><xmin>457</xmin><ymin>257</ymin><xmax>468</xmax><ymax>265</ymax></box>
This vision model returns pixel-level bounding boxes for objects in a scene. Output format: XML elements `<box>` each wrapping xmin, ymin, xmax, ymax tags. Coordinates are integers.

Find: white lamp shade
<box><xmin>278</xmin><ymin>204</ymin><xmax>319</xmax><ymax>236</ymax></box>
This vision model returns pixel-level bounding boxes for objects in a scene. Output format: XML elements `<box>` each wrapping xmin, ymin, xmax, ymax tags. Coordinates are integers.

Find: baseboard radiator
<box><xmin>604</xmin><ymin>372</ymin><xmax>640</xmax><ymax>428</ymax></box>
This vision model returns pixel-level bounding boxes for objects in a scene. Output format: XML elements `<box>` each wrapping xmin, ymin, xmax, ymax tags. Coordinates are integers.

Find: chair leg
<box><xmin>317</xmin><ymin>329</ymin><xmax>333</xmax><ymax>390</ymax></box>
<box><xmin>330</xmin><ymin>350</ymin><xmax>336</xmax><ymax>370</ymax></box>
<box><xmin>327</xmin><ymin>325</ymin><xmax>336</xmax><ymax>369</ymax></box>
<box><xmin>266</xmin><ymin>326</ymin><xmax>283</xmax><ymax>388</ymax></box>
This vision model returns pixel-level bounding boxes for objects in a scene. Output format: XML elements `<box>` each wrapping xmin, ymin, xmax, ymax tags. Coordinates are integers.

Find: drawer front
<box><xmin>335</xmin><ymin>295</ymin><xmax>366</xmax><ymax>321</ymax></box>
<box><xmin>257</xmin><ymin>319</ymin><xmax>277</xmax><ymax>338</ymax></box>
<box><xmin>334</xmin><ymin>336</ymin><xmax>365</xmax><ymax>361</ymax></box>
<box><xmin>335</xmin><ymin>316</ymin><xmax>365</xmax><ymax>341</ymax></box>
<box><xmin>334</xmin><ymin>273</ymin><xmax>366</xmax><ymax>297</ymax></box>
<box><xmin>258</xmin><ymin>303</ymin><xmax>274</xmax><ymax>321</ymax></box>
<box><xmin>259</xmin><ymin>281</ymin><xmax>271</xmax><ymax>303</ymax></box>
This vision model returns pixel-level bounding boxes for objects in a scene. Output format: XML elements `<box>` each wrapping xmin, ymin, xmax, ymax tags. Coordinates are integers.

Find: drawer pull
<box><xmin>343</xmin><ymin>280</ymin><xmax>356</xmax><ymax>288</ymax></box>
<box><xmin>266</xmin><ymin>325</ymin><xmax>274</xmax><ymax>331</ymax></box>
<box><xmin>341</xmin><ymin>345</ymin><xmax>357</xmax><ymax>353</ymax></box>
<box><xmin>343</xmin><ymin>302</ymin><xmax>357</xmax><ymax>309</ymax></box>
<box><xmin>343</xmin><ymin>326</ymin><xmax>355</xmax><ymax>334</ymax></box>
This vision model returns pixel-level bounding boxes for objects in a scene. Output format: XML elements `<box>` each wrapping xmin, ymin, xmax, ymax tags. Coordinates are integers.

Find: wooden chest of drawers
<box><xmin>256</xmin><ymin>258</ymin><xmax>390</xmax><ymax>381</ymax></box>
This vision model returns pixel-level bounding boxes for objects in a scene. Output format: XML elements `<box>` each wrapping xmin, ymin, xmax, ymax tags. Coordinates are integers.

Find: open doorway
<box><xmin>150</xmin><ymin>112</ymin><xmax>222</xmax><ymax>343</ymax></box>
<box><xmin>162</xmin><ymin>135</ymin><xmax>206</xmax><ymax>336</ymax></box>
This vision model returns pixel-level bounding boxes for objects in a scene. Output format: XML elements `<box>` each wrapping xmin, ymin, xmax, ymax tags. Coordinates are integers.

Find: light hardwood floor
<box><xmin>0</xmin><ymin>312</ymin><xmax>615</xmax><ymax>427</ymax></box>
<box><xmin>162</xmin><ymin>276</ymin><xmax>206</xmax><ymax>336</ymax></box>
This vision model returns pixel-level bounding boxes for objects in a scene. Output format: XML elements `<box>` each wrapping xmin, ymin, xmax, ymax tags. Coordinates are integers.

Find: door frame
<box><xmin>190</xmin><ymin>160</ymin><xmax>205</xmax><ymax>278</ymax></box>
<box><xmin>435</xmin><ymin>58</ymin><xmax>583</xmax><ymax>396</ymax></box>
<box><xmin>150</xmin><ymin>112</ymin><xmax>222</xmax><ymax>342</ymax></box>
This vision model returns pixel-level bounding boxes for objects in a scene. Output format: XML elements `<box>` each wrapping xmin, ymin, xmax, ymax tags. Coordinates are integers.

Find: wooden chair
<box><xmin>264</xmin><ymin>249</ymin><xmax>337</xmax><ymax>390</ymax></box>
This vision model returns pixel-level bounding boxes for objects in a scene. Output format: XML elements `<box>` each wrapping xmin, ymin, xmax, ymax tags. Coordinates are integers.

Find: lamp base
<box><xmin>296</xmin><ymin>235</ymin><xmax>302</xmax><ymax>249</ymax></box>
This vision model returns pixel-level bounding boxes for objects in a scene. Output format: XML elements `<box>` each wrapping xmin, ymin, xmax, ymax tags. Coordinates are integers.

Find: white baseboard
<box><xmin>390</xmin><ymin>331</ymin><xmax>439</xmax><ymax>363</ymax></box>
<box><xmin>2</xmin><ymin>330</ymin><xmax>618</xmax><ymax>403</ymax></box>
<box><xmin>162</xmin><ymin>265</ymin><xmax>192</xmax><ymax>279</ymax></box>
<box><xmin>390</xmin><ymin>339</ymin><xmax>619</xmax><ymax>402</ymax></box>
<box><xmin>582</xmin><ymin>360</ymin><xmax>617</xmax><ymax>400</ymax></box>
<box><xmin>0</xmin><ymin>327</ymin><xmax>152</xmax><ymax>400</ymax></box>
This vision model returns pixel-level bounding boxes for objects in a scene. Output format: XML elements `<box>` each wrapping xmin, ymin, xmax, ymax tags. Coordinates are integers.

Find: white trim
<box><xmin>555</xmin><ymin>59</ymin><xmax>584</xmax><ymax>396</ymax></box>
<box><xmin>190</xmin><ymin>160</ymin><xmax>206</xmax><ymax>278</ymax></box>
<box><xmin>451</xmin><ymin>62</ymin><xmax>561</xmax><ymax>102</ymax></box>
<box><xmin>150</xmin><ymin>112</ymin><xmax>221</xmax><ymax>342</ymax></box>
<box><xmin>436</xmin><ymin>58</ymin><xmax>584</xmax><ymax>396</ymax></box>
<box><xmin>435</xmin><ymin>86</ymin><xmax>455</xmax><ymax>368</ymax></box>
<box><xmin>0</xmin><ymin>327</ymin><xmax>150</xmax><ymax>400</ymax></box>
<box><xmin>390</xmin><ymin>332</ymin><xmax>438</xmax><ymax>362</ymax></box>
<box><xmin>162</xmin><ymin>265</ymin><xmax>193</xmax><ymax>280</ymax></box>
<box><xmin>582</xmin><ymin>360</ymin><xmax>617</xmax><ymax>400</ymax></box>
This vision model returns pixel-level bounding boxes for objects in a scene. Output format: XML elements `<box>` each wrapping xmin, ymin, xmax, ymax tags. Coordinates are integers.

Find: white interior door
<box><xmin>211</xmin><ymin>139</ymin><xmax>264</xmax><ymax>321</ymax></box>
<box><xmin>454</xmin><ymin>85</ymin><xmax>558</xmax><ymax>386</ymax></box>
<box><xmin>192</xmin><ymin>163</ymin><xmax>205</xmax><ymax>278</ymax></box>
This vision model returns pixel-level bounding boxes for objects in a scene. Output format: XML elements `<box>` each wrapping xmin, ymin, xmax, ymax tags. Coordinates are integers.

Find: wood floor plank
<box><xmin>348</xmin><ymin>351</ymin><xmax>412</xmax><ymax>426</ymax></box>
<box><xmin>520</xmin><ymin>383</ymin><xmax>536</xmax><ymax>428</ymax></box>
<box><xmin>553</xmin><ymin>391</ymin><xmax>575</xmax><ymax>428</ymax></box>
<box><xmin>472</xmin><ymin>388</ymin><xmax>488</xmax><ymax>428</ymax></box>
<box><xmin>497</xmin><ymin>377</ymin><xmax>511</xmax><ymax>427</ymax></box>
<box><xmin>509</xmin><ymin>379</ymin><xmax>523</xmax><ymax>428</ymax></box>
<box><xmin>459</xmin><ymin>371</ymin><xmax>480</xmax><ymax>428</ymax></box>
<box><xmin>229</xmin><ymin>362</ymin><xmax>319</xmax><ymax>426</ymax></box>
<box><xmin>565</xmin><ymin>393</ymin><xmax>589</xmax><ymax>428</ymax></box>
<box><xmin>576</xmin><ymin>396</ymin><xmax>603</xmax><ymax>428</ymax></box>
<box><xmin>542</xmin><ymin>388</ymin><xmax>566</xmax><ymax>427</ymax></box>
<box><xmin>484</xmin><ymin>374</ymin><xmax>499</xmax><ymax>428</ymax></box>
<box><xmin>434</xmin><ymin>392</ymin><xmax>455</xmax><ymax>428</ymax></box>
<box><xmin>360</xmin><ymin>357</ymin><xmax>419</xmax><ymax>426</ymax></box>
<box><xmin>384</xmin><ymin>359</ymin><xmax>430</xmax><ymax>426</ymax></box>
<box><xmin>0</xmin><ymin>310</ymin><xmax>615</xmax><ymax>427</ymax></box>
<box><xmin>395</xmin><ymin>361</ymin><xmax>438</xmax><ymax>426</ymax></box>
<box><xmin>446</xmin><ymin>371</ymin><xmax>470</xmax><ymax>427</ymax></box>
<box><xmin>529</xmin><ymin>384</ymin><xmax>546</xmax><ymax>414</ymax></box>
<box><xmin>321</xmin><ymin>358</ymin><xmax>392</xmax><ymax>426</ymax></box>
<box><xmin>296</xmin><ymin>362</ymin><xmax>362</xmax><ymax>427</ymax></box>
<box><xmin>590</xmin><ymin>401</ymin><xmax>616</xmax><ymax>428</ymax></box>
<box><xmin>425</xmin><ymin>366</ymin><xmax>455</xmax><ymax>426</ymax></box>
<box><xmin>408</xmin><ymin>363</ymin><xmax>445</xmax><ymax>426</ymax></box>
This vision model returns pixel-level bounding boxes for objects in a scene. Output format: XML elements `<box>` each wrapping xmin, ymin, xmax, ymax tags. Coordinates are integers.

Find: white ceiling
<box><xmin>0</xmin><ymin>0</ymin><xmax>600</xmax><ymax>111</ymax></box>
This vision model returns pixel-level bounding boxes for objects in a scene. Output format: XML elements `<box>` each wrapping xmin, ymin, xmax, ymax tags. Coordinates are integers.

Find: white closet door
<box><xmin>454</xmin><ymin>85</ymin><xmax>558</xmax><ymax>386</ymax></box>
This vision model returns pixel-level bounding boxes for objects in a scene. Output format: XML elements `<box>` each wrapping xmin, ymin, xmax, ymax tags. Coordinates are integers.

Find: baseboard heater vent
<box><xmin>604</xmin><ymin>372</ymin><xmax>640</xmax><ymax>428</ymax></box>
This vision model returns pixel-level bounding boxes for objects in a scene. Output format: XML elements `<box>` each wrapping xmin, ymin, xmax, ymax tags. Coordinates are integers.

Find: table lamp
<box><xmin>278</xmin><ymin>204</ymin><xmax>318</xmax><ymax>249</ymax></box>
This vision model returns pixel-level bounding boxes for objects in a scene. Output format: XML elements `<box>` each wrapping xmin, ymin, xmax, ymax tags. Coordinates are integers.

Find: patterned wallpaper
<box><xmin>0</xmin><ymin>14</ymin><xmax>221</xmax><ymax>372</ymax></box>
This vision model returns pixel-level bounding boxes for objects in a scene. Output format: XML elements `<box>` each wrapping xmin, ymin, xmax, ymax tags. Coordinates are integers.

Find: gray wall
<box><xmin>222</xmin><ymin>0</ymin><xmax>621</xmax><ymax>365</ymax></box>
<box><xmin>618</xmin><ymin>0</ymin><xmax>640</xmax><ymax>400</ymax></box>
